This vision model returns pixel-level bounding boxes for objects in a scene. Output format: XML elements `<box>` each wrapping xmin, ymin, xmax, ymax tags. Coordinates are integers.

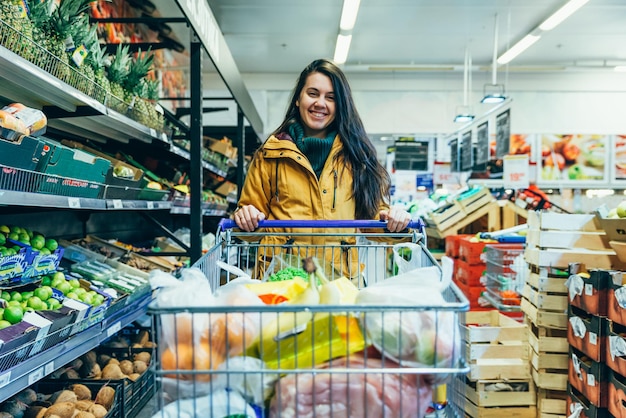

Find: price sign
<box><xmin>503</xmin><ymin>155</ymin><xmax>530</xmax><ymax>189</ymax></box>
<box><xmin>433</xmin><ymin>163</ymin><xmax>459</xmax><ymax>185</ymax></box>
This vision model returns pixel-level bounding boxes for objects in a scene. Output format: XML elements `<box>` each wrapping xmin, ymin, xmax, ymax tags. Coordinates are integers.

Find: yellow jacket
<box><xmin>237</xmin><ymin>133</ymin><xmax>390</xmax><ymax>280</ymax></box>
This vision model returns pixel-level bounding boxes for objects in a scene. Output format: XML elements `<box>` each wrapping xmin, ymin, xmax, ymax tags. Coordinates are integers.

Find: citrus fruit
<box><xmin>41</xmin><ymin>276</ymin><xmax>51</xmax><ymax>287</ymax></box>
<box><xmin>0</xmin><ymin>320</ymin><xmax>11</xmax><ymax>330</ymax></box>
<box><xmin>30</xmin><ymin>235</ymin><xmax>45</xmax><ymax>250</ymax></box>
<box><xmin>27</xmin><ymin>296</ymin><xmax>44</xmax><ymax>310</ymax></box>
<box><xmin>68</xmin><ymin>278</ymin><xmax>81</xmax><ymax>289</ymax></box>
<box><xmin>34</xmin><ymin>287</ymin><xmax>51</xmax><ymax>301</ymax></box>
<box><xmin>0</xmin><ymin>225</ymin><xmax>9</xmax><ymax>235</ymax></box>
<box><xmin>9</xmin><ymin>291</ymin><xmax>22</xmax><ymax>302</ymax></box>
<box><xmin>45</xmin><ymin>239</ymin><xmax>58</xmax><ymax>252</ymax></box>
<box><xmin>3</xmin><ymin>305</ymin><xmax>23</xmax><ymax>324</ymax></box>
<box><xmin>47</xmin><ymin>299</ymin><xmax>61</xmax><ymax>310</ymax></box>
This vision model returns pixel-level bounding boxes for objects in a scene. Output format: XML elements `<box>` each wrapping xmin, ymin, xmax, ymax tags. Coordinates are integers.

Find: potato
<box><xmin>88</xmin><ymin>404</ymin><xmax>107</xmax><ymax>418</ymax></box>
<box><xmin>133</xmin><ymin>352</ymin><xmax>151</xmax><ymax>364</ymax></box>
<box><xmin>43</xmin><ymin>401</ymin><xmax>75</xmax><ymax>418</ymax></box>
<box><xmin>101</xmin><ymin>364</ymin><xmax>125</xmax><ymax>380</ymax></box>
<box><xmin>74</xmin><ymin>412</ymin><xmax>96</xmax><ymax>418</ymax></box>
<box><xmin>74</xmin><ymin>400</ymin><xmax>94</xmax><ymax>411</ymax></box>
<box><xmin>133</xmin><ymin>360</ymin><xmax>148</xmax><ymax>374</ymax></box>
<box><xmin>50</xmin><ymin>390</ymin><xmax>77</xmax><ymax>404</ymax></box>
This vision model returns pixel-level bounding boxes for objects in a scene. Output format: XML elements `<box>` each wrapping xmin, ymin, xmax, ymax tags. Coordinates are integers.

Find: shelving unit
<box><xmin>0</xmin><ymin>0</ymin><xmax>263</xmax><ymax>406</ymax></box>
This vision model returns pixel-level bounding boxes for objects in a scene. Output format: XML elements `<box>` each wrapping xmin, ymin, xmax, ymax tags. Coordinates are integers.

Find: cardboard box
<box><xmin>569</xmin><ymin>347</ymin><xmax>609</xmax><ymax>408</ymax></box>
<box><xmin>205</xmin><ymin>136</ymin><xmax>237</xmax><ymax>159</ymax></box>
<box><xmin>567</xmin><ymin>305</ymin><xmax>608</xmax><ymax>362</ymax></box>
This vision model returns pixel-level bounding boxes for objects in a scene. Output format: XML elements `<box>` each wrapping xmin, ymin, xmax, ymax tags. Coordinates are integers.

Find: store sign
<box><xmin>433</xmin><ymin>163</ymin><xmax>459</xmax><ymax>185</ymax></box>
<box><xmin>503</xmin><ymin>155</ymin><xmax>530</xmax><ymax>189</ymax></box>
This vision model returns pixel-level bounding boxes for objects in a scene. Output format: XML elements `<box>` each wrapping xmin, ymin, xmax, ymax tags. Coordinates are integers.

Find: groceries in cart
<box><xmin>148</xmin><ymin>222</ymin><xmax>468</xmax><ymax>418</ymax></box>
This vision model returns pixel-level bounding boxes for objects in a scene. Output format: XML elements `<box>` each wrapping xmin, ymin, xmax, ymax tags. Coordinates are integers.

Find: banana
<box><xmin>311</xmin><ymin>257</ymin><xmax>341</xmax><ymax>305</ymax></box>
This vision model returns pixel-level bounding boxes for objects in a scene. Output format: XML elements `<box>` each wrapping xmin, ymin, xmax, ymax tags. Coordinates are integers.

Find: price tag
<box><xmin>28</xmin><ymin>367</ymin><xmax>44</xmax><ymax>385</ymax></box>
<box><xmin>30</xmin><ymin>339</ymin><xmax>46</xmax><ymax>355</ymax></box>
<box><xmin>112</xmin><ymin>199</ymin><xmax>123</xmax><ymax>209</ymax></box>
<box><xmin>587</xmin><ymin>373</ymin><xmax>596</xmax><ymax>386</ymax></box>
<box><xmin>150</xmin><ymin>128</ymin><xmax>157</xmax><ymax>137</ymax></box>
<box><xmin>503</xmin><ymin>155</ymin><xmax>530</xmax><ymax>189</ymax></box>
<box><xmin>45</xmin><ymin>361</ymin><xmax>55</xmax><ymax>375</ymax></box>
<box><xmin>147</xmin><ymin>202</ymin><xmax>154</xmax><ymax>209</ymax></box>
<box><xmin>433</xmin><ymin>163</ymin><xmax>458</xmax><ymax>185</ymax></box>
<box><xmin>68</xmin><ymin>197</ymin><xmax>81</xmax><ymax>208</ymax></box>
<box><xmin>585</xmin><ymin>283</ymin><xmax>593</xmax><ymax>296</ymax></box>
<box><xmin>0</xmin><ymin>372</ymin><xmax>10</xmax><ymax>389</ymax></box>
<box><xmin>107</xmin><ymin>321</ymin><xmax>122</xmax><ymax>338</ymax></box>
<box><xmin>162</xmin><ymin>133</ymin><xmax>168</xmax><ymax>142</ymax></box>
<box><xmin>589</xmin><ymin>332</ymin><xmax>597</xmax><ymax>345</ymax></box>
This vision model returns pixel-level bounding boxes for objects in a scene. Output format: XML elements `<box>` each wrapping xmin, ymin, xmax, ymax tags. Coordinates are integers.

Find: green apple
<box><xmin>617</xmin><ymin>201</ymin><xmax>626</xmax><ymax>218</ymax></box>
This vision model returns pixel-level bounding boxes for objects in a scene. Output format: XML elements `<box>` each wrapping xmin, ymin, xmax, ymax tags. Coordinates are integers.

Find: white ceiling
<box><xmin>197</xmin><ymin>0</ymin><xmax>626</xmax><ymax>75</ymax></box>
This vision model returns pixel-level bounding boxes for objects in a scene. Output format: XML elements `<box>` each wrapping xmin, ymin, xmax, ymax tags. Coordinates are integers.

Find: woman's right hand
<box><xmin>233</xmin><ymin>204</ymin><xmax>266</xmax><ymax>231</ymax></box>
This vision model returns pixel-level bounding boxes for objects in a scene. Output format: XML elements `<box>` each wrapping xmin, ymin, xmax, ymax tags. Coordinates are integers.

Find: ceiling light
<box><xmin>454</xmin><ymin>114</ymin><xmax>475</xmax><ymax>123</ymax></box>
<box><xmin>497</xmin><ymin>33</ymin><xmax>541</xmax><ymax>65</ymax></box>
<box><xmin>333</xmin><ymin>33</ymin><xmax>352</xmax><ymax>64</ymax></box>
<box><xmin>339</xmin><ymin>0</ymin><xmax>361</xmax><ymax>31</ymax></box>
<box><xmin>539</xmin><ymin>0</ymin><xmax>590</xmax><ymax>31</ymax></box>
<box><xmin>481</xmin><ymin>84</ymin><xmax>506</xmax><ymax>104</ymax></box>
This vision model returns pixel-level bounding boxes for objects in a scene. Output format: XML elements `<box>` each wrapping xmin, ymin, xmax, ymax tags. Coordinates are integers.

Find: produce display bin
<box><xmin>0</xmin><ymin>135</ymin><xmax>48</xmax><ymax>171</ymax></box>
<box><xmin>34</xmin><ymin>379</ymin><xmax>125</xmax><ymax>418</ymax></box>
<box><xmin>34</xmin><ymin>138</ymin><xmax>110</xmax><ymax>198</ymax></box>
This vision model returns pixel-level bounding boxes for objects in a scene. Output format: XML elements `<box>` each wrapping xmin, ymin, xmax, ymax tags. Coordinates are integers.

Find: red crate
<box><xmin>458</xmin><ymin>238</ymin><xmax>497</xmax><ymax>265</ymax></box>
<box><xmin>456</xmin><ymin>258</ymin><xmax>486</xmax><ymax>287</ymax></box>
<box><xmin>445</xmin><ymin>234</ymin><xmax>472</xmax><ymax>258</ymax></box>
<box><xmin>567</xmin><ymin>305</ymin><xmax>607</xmax><ymax>363</ymax></box>
<box><xmin>569</xmin><ymin>347</ymin><xmax>609</xmax><ymax>408</ymax></box>
<box><xmin>609</xmin><ymin>370</ymin><xmax>626</xmax><ymax>418</ymax></box>
<box><xmin>569</xmin><ymin>270</ymin><xmax>611</xmax><ymax>317</ymax></box>
<box><xmin>456</xmin><ymin>279</ymin><xmax>487</xmax><ymax>310</ymax></box>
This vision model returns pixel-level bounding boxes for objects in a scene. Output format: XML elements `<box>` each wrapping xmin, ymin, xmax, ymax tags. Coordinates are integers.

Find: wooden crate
<box><xmin>464</xmin><ymin>403</ymin><xmax>537</xmax><ymax>418</ymax></box>
<box><xmin>425</xmin><ymin>200</ymin><xmax>467</xmax><ymax>231</ymax></box>
<box><xmin>468</xmin><ymin>358</ymin><xmax>531</xmax><ymax>381</ymax></box>
<box><xmin>525</xmin><ymin>247</ymin><xmax>624</xmax><ymax>271</ymax></box>
<box><xmin>522</xmin><ymin>284</ymin><xmax>568</xmax><ymax>312</ymax></box>
<box><xmin>531</xmin><ymin>348</ymin><xmax>568</xmax><ymax>390</ymax></box>
<box><xmin>532</xmin><ymin>365</ymin><xmax>568</xmax><ymax>391</ymax></box>
<box><xmin>527</xmin><ymin>270</ymin><xmax>569</xmax><ymax>293</ymax></box>
<box><xmin>526</xmin><ymin>229</ymin><xmax>611</xmax><ymax>251</ymax></box>
<box><xmin>457</xmin><ymin>187</ymin><xmax>494</xmax><ymax>214</ymax></box>
<box><xmin>538</xmin><ymin>389</ymin><xmax>568</xmax><ymax>415</ymax></box>
<box><xmin>522</xmin><ymin>297</ymin><xmax>568</xmax><ymax>330</ymax></box>
<box><xmin>463</xmin><ymin>378</ymin><xmax>536</xmax><ymax>407</ymax></box>
<box><xmin>464</xmin><ymin>310</ymin><xmax>528</xmax><ymax>343</ymax></box>
<box><xmin>527</xmin><ymin>319</ymin><xmax>569</xmax><ymax>354</ymax></box>
<box><xmin>526</xmin><ymin>211</ymin><xmax>601</xmax><ymax>232</ymax></box>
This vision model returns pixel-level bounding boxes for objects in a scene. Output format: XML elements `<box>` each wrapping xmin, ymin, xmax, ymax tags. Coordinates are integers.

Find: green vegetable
<box><xmin>268</xmin><ymin>266</ymin><xmax>308</xmax><ymax>282</ymax></box>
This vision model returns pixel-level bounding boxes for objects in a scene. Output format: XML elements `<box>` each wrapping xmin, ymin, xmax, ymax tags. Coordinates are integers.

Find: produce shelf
<box><xmin>0</xmin><ymin>294</ymin><xmax>152</xmax><ymax>403</ymax></box>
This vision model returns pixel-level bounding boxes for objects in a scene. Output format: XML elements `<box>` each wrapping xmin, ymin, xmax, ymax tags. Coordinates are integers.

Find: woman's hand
<box><xmin>379</xmin><ymin>207</ymin><xmax>411</xmax><ymax>232</ymax></box>
<box><xmin>233</xmin><ymin>204</ymin><xmax>266</xmax><ymax>231</ymax></box>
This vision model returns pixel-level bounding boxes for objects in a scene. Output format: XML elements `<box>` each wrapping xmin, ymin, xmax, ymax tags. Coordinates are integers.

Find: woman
<box><xmin>233</xmin><ymin>58</ymin><xmax>411</xmax><ymax>281</ymax></box>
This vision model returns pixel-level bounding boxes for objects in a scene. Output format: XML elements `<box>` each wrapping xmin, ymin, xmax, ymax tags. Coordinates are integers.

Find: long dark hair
<box><xmin>272</xmin><ymin>59</ymin><xmax>390</xmax><ymax>219</ymax></box>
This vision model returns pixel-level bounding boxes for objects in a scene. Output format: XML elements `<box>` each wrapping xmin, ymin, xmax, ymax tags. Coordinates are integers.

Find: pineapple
<box><xmin>107</xmin><ymin>44</ymin><xmax>131</xmax><ymax>113</ymax></box>
<box><xmin>68</xmin><ymin>14</ymin><xmax>98</xmax><ymax>97</ymax></box>
<box><xmin>87</xmin><ymin>43</ymin><xmax>111</xmax><ymax>104</ymax></box>
<box><xmin>48</xmin><ymin>0</ymin><xmax>94</xmax><ymax>84</ymax></box>
<box><xmin>124</xmin><ymin>48</ymin><xmax>155</xmax><ymax>125</ymax></box>
<box><xmin>0</xmin><ymin>0</ymin><xmax>35</xmax><ymax>60</ymax></box>
<box><xmin>143</xmin><ymin>78</ymin><xmax>164</xmax><ymax>130</ymax></box>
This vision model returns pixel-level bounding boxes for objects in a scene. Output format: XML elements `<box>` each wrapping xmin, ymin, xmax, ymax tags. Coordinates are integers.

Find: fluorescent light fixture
<box><xmin>339</xmin><ymin>0</ymin><xmax>361</xmax><ymax>31</ymax></box>
<box><xmin>454</xmin><ymin>114</ymin><xmax>475</xmax><ymax>123</ymax></box>
<box><xmin>481</xmin><ymin>83</ymin><xmax>506</xmax><ymax>104</ymax></box>
<box><xmin>497</xmin><ymin>33</ymin><xmax>541</xmax><ymax>65</ymax></box>
<box><xmin>333</xmin><ymin>34</ymin><xmax>352</xmax><ymax>64</ymax></box>
<box><xmin>539</xmin><ymin>0</ymin><xmax>590</xmax><ymax>31</ymax></box>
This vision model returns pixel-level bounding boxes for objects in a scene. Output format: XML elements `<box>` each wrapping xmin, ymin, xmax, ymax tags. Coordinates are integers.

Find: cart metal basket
<box><xmin>148</xmin><ymin>219</ymin><xmax>469</xmax><ymax>418</ymax></box>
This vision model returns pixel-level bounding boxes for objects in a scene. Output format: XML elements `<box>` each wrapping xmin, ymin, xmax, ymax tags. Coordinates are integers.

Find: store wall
<box><xmin>202</xmin><ymin>69</ymin><xmax>626</xmax><ymax>143</ymax></box>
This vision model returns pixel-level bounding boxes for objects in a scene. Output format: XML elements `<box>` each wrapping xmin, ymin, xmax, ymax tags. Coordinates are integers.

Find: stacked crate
<box><xmin>460</xmin><ymin>310</ymin><xmax>536</xmax><ymax>418</ymax></box>
<box><xmin>566</xmin><ymin>269</ymin><xmax>612</xmax><ymax>418</ymax></box>
<box><xmin>455</xmin><ymin>236</ymin><xmax>491</xmax><ymax>310</ymax></box>
<box><xmin>524</xmin><ymin>211</ymin><xmax>619</xmax><ymax>418</ymax></box>
<box><xmin>483</xmin><ymin>244</ymin><xmax>525</xmax><ymax>321</ymax></box>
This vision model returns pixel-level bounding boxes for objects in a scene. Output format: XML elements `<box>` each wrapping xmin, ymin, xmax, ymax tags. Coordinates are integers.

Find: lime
<box><xmin>0</xmin><ymin>307</ymin><xmax>4</xmax><ymax>319</ymax></box>
<box><xmin>10</xmin><ymin>291</ymin><xmax>22</xmax><ymax>302</ymax></box>
<box><xmin>66</xmin><ymin>291</ymin><xmax>78</xmax><ymax>301</ymax></box>
<box><xmin>0</xmin><ymin>320</ymin><xmax>11</xmax><ymax>330</ymax></box>
<box><xmin>1</xmin><ymin>291</ymin><xmax>10</xmax><ymax>301</ymax></box>
<box><xmin>45</xmin><ymin>239</ymin><xmax>58</xmax><ymax>252</ymax></box>
<box><xmin>68</xmin><ymin>278</ymin><xmax>81</xmax><ymax>289</ymax></box>
<box><xmin>0</xmin><ymin>225</ymin><xmax>9</xmax><ymax>235</ymax></box>
<box><xmin>47</xmin><ymin>299</ymin><xmax>61</xmax><ymax>310</ymax></box>
<box><xmin>51</xmin><ymin>271</ymin><xmax>65</xmax><ymax>281</ymax></box>
<box><xmin>41</xmin><ymin>276</ymin><xmax>51</xmax><ymax>287</ymax></box>
<box><xmin>21</xmin><ymin>291</ymin><xmax>33</xmax><ymax>300</ymax></box>
<box><xmin>56</xmin><ymin>281</ymin><xmax>71</xmax><ymax>295</ymax></box>
<box><xmin>17</xmin><ymin>233</ymin><xmax>30</xmax><ymax>244</ymax></box>
<box><xmin>0</xmin><ymin>235</ymin><xmax>5</xmax><ymax>246</ymax></box>
<box><xmin>30</xmin><ymin>235</ymin><xmax>45</xmax><ymax>250</ymax></box>
<box><xmin>8</xmin><ymin>232</ymin><xmax>18</xmax><ymax>241</ymax></box>
<box><xmin>34</xmin><ymin>287</ymin><xmax>51</xmax><ymax>302</ymax></box>
<box><xmin>3</xmin><ymin>305</ymin><xmax>23</xmax><ymax>324</ymax></box>
<box><xmin>27</xmin><ymin>296</ymin><xmax>43</xmax><ymax>310</ymax></box>
<box><xmin>39</xmin><ymin>248</ymin><xmax>51</xmax><ymax>255</ymax></box>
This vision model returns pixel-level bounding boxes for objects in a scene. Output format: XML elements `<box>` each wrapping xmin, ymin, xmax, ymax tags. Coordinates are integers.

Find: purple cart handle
<box><xmin>218</xmin><ymin>218</ymin><xmax>424</xmax><ymax>231</ymax></box>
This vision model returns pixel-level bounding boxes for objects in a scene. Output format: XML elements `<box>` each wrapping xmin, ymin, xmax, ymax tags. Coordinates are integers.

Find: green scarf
<box><xmin>288</xmin><ymin>122</ymin><xmax>336</xmax><ymax>178</ymax></box>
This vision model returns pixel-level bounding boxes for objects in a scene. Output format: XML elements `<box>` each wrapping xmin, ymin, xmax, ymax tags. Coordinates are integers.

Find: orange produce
<box><xmin>161</xmin><ymin>343</ymin><xmax>224</xmax><ymax>381</ymax></box>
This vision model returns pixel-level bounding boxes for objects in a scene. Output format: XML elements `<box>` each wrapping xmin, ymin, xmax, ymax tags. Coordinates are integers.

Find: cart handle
<box><xmin>218</xmin><ymin>218</ymin><xmax>424</xmax><ymax>231</ymax></box>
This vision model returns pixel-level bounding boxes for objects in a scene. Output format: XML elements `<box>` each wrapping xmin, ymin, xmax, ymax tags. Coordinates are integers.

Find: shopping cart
<box><xmin>148</xmin><ymin>219</ymin><xmax>469</xmax><ymax>418</ymax></box>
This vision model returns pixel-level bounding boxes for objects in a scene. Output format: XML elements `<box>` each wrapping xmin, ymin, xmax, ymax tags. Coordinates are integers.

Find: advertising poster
<box><xmin>473</xmin><ymin>122</ymin><xmax>489</xmax><ymax>172</ymax></box>
<box><xmin>460</xmin><ymin>130</ymin><xmax>472</xmax><ymax>172</ymax></box>
<box><xmin>539</xmin><ymin>134</ymin><xmax>607</xmax><ymax>182</ymax></box>
<box><xmin>615</xmin><ymin>135</ymin><xmax>626</xmax><ymax>180</ymax></box>
<box><xmin>495</xmin><ymin>109</ymin><xmax>510</xmax><ymax>159</ymax></box>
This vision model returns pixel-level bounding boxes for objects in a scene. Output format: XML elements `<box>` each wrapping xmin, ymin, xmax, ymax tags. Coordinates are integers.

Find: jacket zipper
<box><xmin>332</xmin><ymin>169</ymin><xmax>337</xmax><ymax>210</ymax></box>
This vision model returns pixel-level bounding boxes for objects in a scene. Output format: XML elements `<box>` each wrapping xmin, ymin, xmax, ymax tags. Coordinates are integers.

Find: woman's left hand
<box><xmin>379</xmin><ymin>207</ymin><xmax>411</xmax><ymax>232</ymax></box>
